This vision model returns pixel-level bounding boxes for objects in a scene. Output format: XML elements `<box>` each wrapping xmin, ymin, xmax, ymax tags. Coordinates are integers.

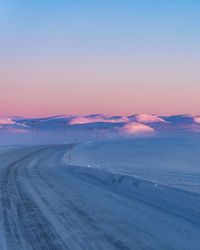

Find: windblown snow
<box><xmin>0</xmin><ymin>137</ymin><xmax>200</xmax><ymax>249</ymax></box>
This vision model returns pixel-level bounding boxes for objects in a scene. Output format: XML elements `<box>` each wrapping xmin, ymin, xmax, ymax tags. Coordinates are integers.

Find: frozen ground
<box><xmin>71</xmin><ymin>137</ymin><xmax>200</xmax><ymax>194</ymax></box>
<box><xmin>0</xmin><ymin>142</ymin><xmax>200</xmax><ymax>249</ymax></box>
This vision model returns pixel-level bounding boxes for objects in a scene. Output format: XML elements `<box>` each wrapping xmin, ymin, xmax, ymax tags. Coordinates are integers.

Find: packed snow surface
<box><xmin>71</xmin><ymin>137</ymin><xmax>200</xmax><ymax>194</ymax></box>
<box><xmin>0</xmin><ymin>141</ymin><xmax>200</xmax><ymax>249</ymax></box>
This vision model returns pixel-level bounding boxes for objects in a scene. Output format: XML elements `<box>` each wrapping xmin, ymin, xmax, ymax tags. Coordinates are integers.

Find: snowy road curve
<box><xmin>0</xmin><ymin>145</ymin><xmax>199</xmax><ymax>249</ymax></box>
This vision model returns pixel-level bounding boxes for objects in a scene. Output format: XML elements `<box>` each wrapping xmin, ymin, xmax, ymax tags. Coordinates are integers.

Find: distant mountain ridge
<box><xmin>0</xmin><ymin>114</ymin><xmax>200</xmax><ymax>135</ymax></box>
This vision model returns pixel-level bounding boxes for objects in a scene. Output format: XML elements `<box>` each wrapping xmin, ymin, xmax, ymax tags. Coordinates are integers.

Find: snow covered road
<box><xmin>0</xmin><ymin>145</ymin><xmax>200</xmax><ymax>249</ymax></box>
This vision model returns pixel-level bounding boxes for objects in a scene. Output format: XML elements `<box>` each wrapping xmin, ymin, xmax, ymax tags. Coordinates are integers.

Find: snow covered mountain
<box><xmin>1</xmin><ymin>114</ymin><xmax>200</xmax><ymax>136</ymax></box>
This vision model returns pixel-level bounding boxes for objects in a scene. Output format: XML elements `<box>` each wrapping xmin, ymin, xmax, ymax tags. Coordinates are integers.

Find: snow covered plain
<box><xmin>0</xmin><ymin>140</ymin><xmax>200</xmax><ymax>249</ymax></box>
<box><xmin>71</xmin><ymin>137</ymin><xmax>200</xmax><ymax>194</ymax></box>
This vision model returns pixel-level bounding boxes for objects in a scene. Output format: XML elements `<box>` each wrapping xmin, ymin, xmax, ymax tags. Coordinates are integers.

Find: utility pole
<box><xmin>60</xmin><ymin>121</ymin><xmax>67</xmax><ymax>134</ymax></box>
<box><xmin>68</xmin><ymin>143</ymin><xmax>74</xmax><ymax>164</ymax></box>
<box><xmin>31</xmin><ymin>120</ymin><xmax>39</xmax><ymax>136</ymax></box>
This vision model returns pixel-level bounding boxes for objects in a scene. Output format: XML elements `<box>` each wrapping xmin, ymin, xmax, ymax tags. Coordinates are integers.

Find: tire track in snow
<box><xmin>23</xmin><ymin>147</ymin><xmax>133</xmax><ymax>250</ymax></box>
<box><xmin>0</xmin><ymin>145</ymin><xmax>200</xmax><ymax>250</ymax></box>
<box><xmin>1</xmin><ymin>148</ymin><xmax>69</xmax><ymax>250</ymax></box>
<box><xmin>23</xmin><ymin>147</ymin><xmax>172</xmax><ymax>250</ymax></box>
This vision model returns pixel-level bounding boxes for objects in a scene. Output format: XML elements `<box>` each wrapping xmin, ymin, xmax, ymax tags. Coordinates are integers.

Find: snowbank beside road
<box><xmin>62</xmin><ymin>163</ymin><xmax>200</xmax><ymax>227</ymax></box>
<box><xmin>0</xmin><ymin>144</ymin><xmax>200</xmax><ymax>249</ymax></box>
<box><xmin>70</xmin><ymin>137</ymin><xmax>200</xmax><ymax>194</ymax></box>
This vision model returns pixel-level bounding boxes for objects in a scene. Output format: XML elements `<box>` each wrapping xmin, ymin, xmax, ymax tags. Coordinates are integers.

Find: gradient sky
<box><xmin>0</xmin><ymin>0</ymin><xmax>200</xmax><ymax>117</ymax></box>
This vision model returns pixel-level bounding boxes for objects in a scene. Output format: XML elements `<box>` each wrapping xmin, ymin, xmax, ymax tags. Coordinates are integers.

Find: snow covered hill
<box><xmin>1</xmin><ymin>114</ymin><xmax>200</xmax><ymax>145</ymax></box>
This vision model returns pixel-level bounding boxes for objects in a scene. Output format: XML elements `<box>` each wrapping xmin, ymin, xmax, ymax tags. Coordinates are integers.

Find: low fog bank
<box><xmin>0</xmin><ymin>129</ymin><xmax>96</xmax><ymax>146</ymax></box>
<box><xmin>1</xmin><ymin>113</ymin><xmax>200</xmax><ymax>146</ymax></box>
<box><xmin>1</xmin><ymin>127</ymin><xmax>200</xmax><ymax>146</ymax></box>
<box><xmin>1</xmin><ymin>123</ymin><xmax>200</xmax><ymax>194</ymax></box>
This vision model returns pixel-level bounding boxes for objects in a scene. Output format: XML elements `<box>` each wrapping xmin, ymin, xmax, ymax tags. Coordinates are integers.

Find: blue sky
<box><xmin>0</xmin><ymin>0</ymin><xmax>200</xmax><ymax>116</ymax></box>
